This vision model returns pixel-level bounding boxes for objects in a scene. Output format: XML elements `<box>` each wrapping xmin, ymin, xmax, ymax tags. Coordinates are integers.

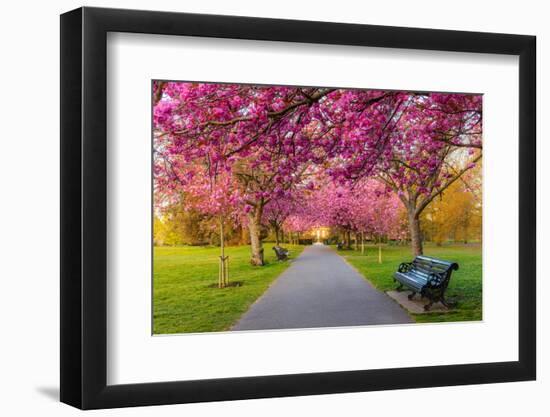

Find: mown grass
<box><xmin>340</xmin><ymin>243</ymin><xmax>482</xmax><ymax>323</ymax></box>
<box><xmin>153</xmin><ymin>244</ymin><xmax>305</xmax><ymax>334</ymax></box>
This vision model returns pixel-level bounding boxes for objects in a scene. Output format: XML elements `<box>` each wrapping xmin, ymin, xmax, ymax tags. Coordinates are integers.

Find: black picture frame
<box><xmin>60</xmin><ymin>6</ymin><xmax>536</xmax><ymax>410</ymax></box>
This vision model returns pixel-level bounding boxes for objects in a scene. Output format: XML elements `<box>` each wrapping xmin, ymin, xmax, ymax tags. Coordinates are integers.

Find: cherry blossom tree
<box><xmin>329</xmin><ymin>93</ymin><xmax>482</xmax><ymax>255</ymax></box>
<box><xmin>153</xmin><ymin>82</ymin><xmax>337</xmax><ymax>265</ymax></box>
<box><xmin>308</xmin><ymin>177</ymin><xmax>403</xmax><ymax>258</ymax></box>
<box><xmin>311</xmin><ymin>180</ymin><xmax>357</xmax><ymax>248</ymax></box>
<box><xmin>153</xmin><ymin>81</ymin><xmax>482</xmax><ymax>261</ymax></box>
<box><xmin>263</xmin><ymin>192</ymin><xmax>302</xmax><ymax>246</ymax></box>
<box><xmin>348</xmin><ymin>180</ymin><xmax>404</xmax><ymax>261</ymax></box>
<box><xmin>154</xmin><ymin>157</ymin><xmax>241</xmax><ymax>287</ymax></box>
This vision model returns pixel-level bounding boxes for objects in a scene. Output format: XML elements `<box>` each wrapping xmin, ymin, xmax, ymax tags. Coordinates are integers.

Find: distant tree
<box><xmin>422</xmin><ymin>163</ymin><xmax>482</xmax><ymax>245</ymax></box>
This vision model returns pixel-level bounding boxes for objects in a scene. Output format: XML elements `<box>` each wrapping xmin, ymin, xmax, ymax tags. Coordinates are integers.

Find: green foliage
<box><xmin>154</xmin><ymin>207</ymin><xmax>251</xmax><ymax>247</ymax></box>
<box><xmin>422</xmin><ymin>166</ymin><xmax>482</xmax><ymax>245</ymax></box>
<box><xmin>342</xmin><ymin>243</ymin><xmax>482</xmax><ymax>323</ymax></box>
<box><xmin>153</xmin><ymin>244</ymin><xmax>305</xmax><ymax>334</ymax></box>
<box><xmin>154</xmin><ymin>207</ymin><xmax>214</xmax><ymax>246</ymax></box>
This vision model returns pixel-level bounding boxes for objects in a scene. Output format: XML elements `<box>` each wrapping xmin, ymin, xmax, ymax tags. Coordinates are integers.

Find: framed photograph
<box><xmin>60</xmin><ymin>6</ymin><xmax>536</xmax><ymax>409</ymax></box>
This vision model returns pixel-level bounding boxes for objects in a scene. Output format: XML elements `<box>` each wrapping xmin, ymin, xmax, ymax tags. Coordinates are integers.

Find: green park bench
<box><xmin>394</xmin><ymin>255</ymin><xmax>459</xmax><ymax>311</ymax></box>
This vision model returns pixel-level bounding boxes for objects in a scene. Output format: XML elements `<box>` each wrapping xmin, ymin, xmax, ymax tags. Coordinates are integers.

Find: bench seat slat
<box><xmin>413</xmin><ymin>259</ymin><xmax>448</xmax><ymax>269</ymax></box>
<box><xmin>412</xmin><ymin>266</ymin><xmax>443</xmax><ymax>276</ymax></box>
<box><xmin>410</xmin><ymin>267</ymin><xmax>432</xmax><ymax>275</ymax></box>
<box><xmin>416</xmin><ymin>255</ymin><xmax>455</xmax><ymax>267</ymax></box>
<box><xmin>394</xmin><ymin>272</ymin><xmax>425</xmax><ymax>292</ymax></box>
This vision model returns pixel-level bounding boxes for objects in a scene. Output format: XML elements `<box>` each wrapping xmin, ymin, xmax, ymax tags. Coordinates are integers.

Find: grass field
<box><xmin>153</xmin><ymin>244</ymin><xmax>305</xmax><ymax>334</ymax></box>
<box><xmin>340</xmin><ymin>243</ymin><xmax>482</xmax><ymax>323</ymax></box>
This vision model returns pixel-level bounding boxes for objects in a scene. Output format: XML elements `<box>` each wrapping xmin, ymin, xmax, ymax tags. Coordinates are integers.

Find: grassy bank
<box><xmin>153</xmin><ymin>244</ymin><xmax>305</xmax><ymax>334</ymax></box>
<box><xmin>340</xmin><ymin>243</ymin><xmax>482</xmax><ymax>323</ymax></box>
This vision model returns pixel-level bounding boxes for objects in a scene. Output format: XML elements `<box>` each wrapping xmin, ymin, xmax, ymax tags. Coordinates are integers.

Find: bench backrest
<box><xmin>273</xmin><ymin>246</ymin><xmax>288</xmax><ymax>255</ymax></box>
<box><xmin>410</xmin><ymin>255</ymin><xmax>459</xmax><ymax>288</ymax></box>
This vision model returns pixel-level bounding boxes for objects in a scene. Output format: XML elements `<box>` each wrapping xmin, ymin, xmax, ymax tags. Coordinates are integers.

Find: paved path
<box><xmin>232</xmin><ymin>244</ymin><xmax>412</xmax><ymax>331</ymax></box>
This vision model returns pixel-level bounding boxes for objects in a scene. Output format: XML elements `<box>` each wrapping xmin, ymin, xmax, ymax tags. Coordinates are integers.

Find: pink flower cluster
<box><xmin>153</xmin><ymin>81</ymin><xmax>481</xmax><ymax>235</ymax></box>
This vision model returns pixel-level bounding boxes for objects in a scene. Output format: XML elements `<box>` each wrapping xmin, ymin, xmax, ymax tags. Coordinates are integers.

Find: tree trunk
<box><xmin>248</xmin><ymin>208</ymin><xmax>264</xmax><ymax>266</ymax></box>
<box><xmin>219</xmin><ymin>217</ymin><xmax>228</xmax><ymax>288</ymax></box>
<box><xmin>408</xmin><ymin>209</ymin><xmax>423</xmax><ymax>256</ymax></box>
<box><xmin>275</xmin><ymin>225</ymin><xmax>280</xmax><ymax>246</ymax></box>
<box><xmin>361</xmin><ymin>232</ymin><xmax>365</xmax><ymax>255</ymax></box>
<box><xmin>345</xmin><ymin>230</ymin><xmax>351</xmax><ymax>249</ymax></box>
<box><xmin>220</xmin><ymin>218</ymin><xmax>224</xmax><ymax>258</ymax></box>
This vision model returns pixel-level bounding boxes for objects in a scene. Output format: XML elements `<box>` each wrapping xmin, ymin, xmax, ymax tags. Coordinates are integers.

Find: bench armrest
<box><xmin>427</xmin><ymin>272</ymin><xmax>445</xmax><ymax>288</ymax></box>
<box><xmin>398</xmin><ymin>262</ymin><xmax>412</xmax><ymax>273</ymax></box>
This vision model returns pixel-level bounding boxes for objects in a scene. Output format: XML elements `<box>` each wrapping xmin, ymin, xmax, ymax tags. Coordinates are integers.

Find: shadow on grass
<box><xmin>206</xmin><ymin>281</ymin><xmax>244</xmax><ymax>288</ymax></box>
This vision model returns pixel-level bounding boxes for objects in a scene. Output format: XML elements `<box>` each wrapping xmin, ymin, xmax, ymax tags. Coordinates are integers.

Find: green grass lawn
<box><xmin>340</xmin><ymin>243</ymin><xmax>482</xmax><ymax>323</ymax></box>
<box><xmin>153</xmin><ymin>244</ymin><xmax>305</xmax><ymax>334</ymax></box>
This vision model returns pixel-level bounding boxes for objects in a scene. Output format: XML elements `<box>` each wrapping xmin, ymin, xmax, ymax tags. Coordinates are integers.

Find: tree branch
<box><xmin>415</xmin><ymin>153</ymin><xmax>482</xmax><ymax>215</ymax></box>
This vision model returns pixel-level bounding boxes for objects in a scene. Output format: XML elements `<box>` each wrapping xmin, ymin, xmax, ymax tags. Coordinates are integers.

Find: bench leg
<box><xmin>407</xmin><ymin>291</ymin><xmax>416</xmax><ymax>300</ymax></box>
<box><xmin>424</xmin><ymin>299</ymin><xmax>434</xmax><ymax>311</ymax></box>
<box><xmin>396</xmin><ymin>282</ymin><xmax>404</xmax><ymax>292</ymax></box>
<box><xmin>440</xmin><ymin>295</ymin><xmax>450</xmax><ymax>308</ymax></box>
